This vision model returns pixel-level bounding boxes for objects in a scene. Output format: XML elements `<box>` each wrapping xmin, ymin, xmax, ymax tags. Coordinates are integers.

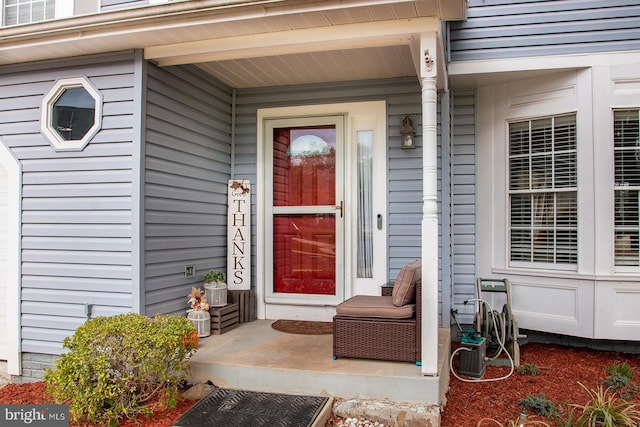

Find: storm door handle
<box><xmin>333</xmin><ymin>201</ymin><xmax>343</xmax><ymax>218</ymax></box>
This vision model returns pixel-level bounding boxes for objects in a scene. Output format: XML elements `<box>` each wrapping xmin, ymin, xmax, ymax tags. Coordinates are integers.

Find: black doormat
<box><xmin>172</xmin><ymin>388</ymin><xmax>330</xmax><ymax>427</ymax></box>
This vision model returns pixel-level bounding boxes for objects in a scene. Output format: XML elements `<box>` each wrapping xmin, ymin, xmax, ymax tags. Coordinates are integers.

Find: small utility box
<box><xmin>458</xmin><ymin>338</ymin><xmax>487</xmax><ymax>378</ymax></box>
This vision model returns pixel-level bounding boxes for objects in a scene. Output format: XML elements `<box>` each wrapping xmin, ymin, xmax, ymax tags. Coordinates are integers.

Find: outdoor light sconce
<box><xmin>400</xmin><ymin>116</ymin><xmax>416</xmax><ymax>149</ymax></box>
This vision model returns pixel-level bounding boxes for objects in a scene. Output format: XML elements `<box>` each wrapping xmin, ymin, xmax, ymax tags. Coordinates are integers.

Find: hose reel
<box><xmin>473</xmin><ymin>278</ymin><xmax>520</xmax><ymax>367</ymax></box>
<box><xmin>450</xmin><ymin>278</ymin><xmax>521</xmax><ymax>382</ymax></box>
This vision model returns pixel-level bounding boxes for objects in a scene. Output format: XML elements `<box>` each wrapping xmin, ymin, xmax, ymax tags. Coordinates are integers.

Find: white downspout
<box><xmin>419</xmin><ymin>33</ymin><xmax>439</xmax><ymax>376</ymax></box>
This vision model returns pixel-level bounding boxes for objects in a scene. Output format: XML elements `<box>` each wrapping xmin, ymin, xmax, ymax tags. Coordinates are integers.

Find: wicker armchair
<box><xmin>332</xmin><ymin>262</ymin><xmax>422</xmax><ymax>364</ymax></box>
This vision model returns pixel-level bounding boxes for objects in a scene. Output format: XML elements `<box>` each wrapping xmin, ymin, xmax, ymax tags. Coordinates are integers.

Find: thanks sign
<box><xmin>227</xmin><ymin>180</ymin><xmax>251</xmax><ymax>290</ymax></box>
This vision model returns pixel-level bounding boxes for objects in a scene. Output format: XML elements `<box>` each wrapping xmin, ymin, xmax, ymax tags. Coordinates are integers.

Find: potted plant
<box><xmin>203</xmin><ymin>270</ymin><xmax>227</xmax><ymax>307</ymax></box>
<box><xmin>186</xmin><ymin>287</ymin><xmax>211</xmax><ymax>337</ymax></box>
<box><xmin>203</xmin><ymin>270</ymin><xmax>226</xmax><ymax>284</ymax></box>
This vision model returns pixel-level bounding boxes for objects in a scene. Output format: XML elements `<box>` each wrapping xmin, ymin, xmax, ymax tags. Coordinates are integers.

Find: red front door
<box><xmin>265</xmin><ymin>115</ymin><xmax>345</xmax><ymax>306</ymax></box>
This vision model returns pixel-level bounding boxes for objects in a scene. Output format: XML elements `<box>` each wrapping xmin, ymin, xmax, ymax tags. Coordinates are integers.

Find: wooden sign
<box><xmin>227</xmin><ymin>180</ymin><xmax>251</xmax><ymax>290</ymax></box>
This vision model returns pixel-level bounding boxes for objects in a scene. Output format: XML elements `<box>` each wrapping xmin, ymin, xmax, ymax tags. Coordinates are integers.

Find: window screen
<box><xmin>614</xmin><ymin>110</ymin><xmax>640</xmax><ymax>267</ymax></box>
<box><xmin>4</xmin><ymin>0</ymin><xmax>55</xmax><ymax>26</ymax></box>
<box><xmin>509</xmin><ymin>114</ymin><xmax>578</xmax><ymax>265</ymax></box>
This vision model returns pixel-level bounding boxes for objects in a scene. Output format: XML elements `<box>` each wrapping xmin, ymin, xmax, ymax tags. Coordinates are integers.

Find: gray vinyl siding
<box><xmin>144</xmin><ymin>63</ymin><xmax>232</xmax><ymax>316</ymax></box>
<box><xmin>440</xmin><ymin>91</ymin><xmax>452</xmax><ymax>328</ymax></box>
<box><xmin>234</xmin><ymin>77</ymin><xmax>440</xmax><ymax>298</ymax></box>
<box><xmin>0</xmin><ymin>51</ymin><xmax>139</xmax><ymax>355</ymax></box>
<box><xmin>449</xmin><ymin>0</ymin><xmax>640</xmax><ymax>62</ymax></box>
<box><xmin>450</xmin><ymin>91</ymin><xmax>477</xmax><ymax>324</ymax></box>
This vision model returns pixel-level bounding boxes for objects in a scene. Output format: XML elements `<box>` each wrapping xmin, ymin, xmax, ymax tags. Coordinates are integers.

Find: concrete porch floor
<box><xmin>188</xmin><ymin>320</ymin><xmax>451</xmax><ymax>407</ymax></box>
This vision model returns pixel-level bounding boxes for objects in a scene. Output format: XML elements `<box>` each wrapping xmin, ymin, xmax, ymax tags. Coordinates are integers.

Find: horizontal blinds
<box><xmin>509</xmin><ymin>114</ymin><xmax>577</xmax><ymax>265</ymax></box>
<box><xmin>3</xmin><ymin>0</ymin><xmax>55</xmax><ymax>26</ymax></box>
<box><xmin>614</xmin><ymin>110</ymin><xmax>640</xmax><ymax>267</ymax></box>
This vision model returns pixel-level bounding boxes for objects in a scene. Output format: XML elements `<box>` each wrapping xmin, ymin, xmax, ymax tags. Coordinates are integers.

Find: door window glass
<box><xmin>357</xmin><ymin>130</ymin><xmax>374</xmax><ymax>278</ymax></box>
<box><xmin>273</xmin><ymin>126</ymin><xmax>335</xmax><ymax>207</ymax></box>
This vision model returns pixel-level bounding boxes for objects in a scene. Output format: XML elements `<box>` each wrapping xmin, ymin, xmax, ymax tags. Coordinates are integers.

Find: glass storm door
<box><xmin>265</xmin><ymin>116</ymin><xmax>345</xmax><ymax>306</ymax></box>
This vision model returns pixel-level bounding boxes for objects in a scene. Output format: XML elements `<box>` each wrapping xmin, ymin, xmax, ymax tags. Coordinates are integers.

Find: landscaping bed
<box><xmin>1</xmin><ymin>341</ymin><xmax>640</xmax><ymax>426</ymax></box>
<box><xmin>442</xmin><ymin>341</ymin><xmax>640</xmax><ymax>426</ymax></box>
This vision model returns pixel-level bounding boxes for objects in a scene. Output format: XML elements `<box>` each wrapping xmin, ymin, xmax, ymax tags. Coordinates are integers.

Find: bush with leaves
<box><xmin>602</xmin><ymin>361</ymin><xmax>638</xmax><ymax>399</ymax></box>
<box><xmin>605</xmin><ymin>361</ymin><xmax>636</xmax><ymax>379</ymax></box>
<box><xmin>518</xmin><ymin>393</ymin><xmax>560</xmax><ymax>420</ymax></box>
<box><xmin>518</xmin><ymin>363</ymin><xmax>540</xmax><ymax>376</ymax></box>
<box><xmin>45</xmin><ymin>313</ymin><xmax>198</xmax><ymax>426</ymax></box>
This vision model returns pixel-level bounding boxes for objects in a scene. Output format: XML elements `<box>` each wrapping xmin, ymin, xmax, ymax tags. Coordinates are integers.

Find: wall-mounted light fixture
<box><xmin>400</xmin><ymin>116</ymin><xmax>416</xmax><ymax>149</ymax></box>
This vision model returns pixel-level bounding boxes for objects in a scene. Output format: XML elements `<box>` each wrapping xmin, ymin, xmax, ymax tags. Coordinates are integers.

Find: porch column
<box><xmin>419</xmin><ymin>34</ymin><xmax>439</xmax><ymax>376</ymax></box>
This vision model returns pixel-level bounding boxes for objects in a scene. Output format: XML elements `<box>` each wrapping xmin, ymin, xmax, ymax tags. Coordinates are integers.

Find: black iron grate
<box><xmin>172</xmin><ymin>388</ymin><xmax>329</xmax><ymax>427</ymax></box>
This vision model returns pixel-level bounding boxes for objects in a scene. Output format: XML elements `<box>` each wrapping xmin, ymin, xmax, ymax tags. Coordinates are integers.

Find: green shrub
<box><xmin>518</xmin><ymin>363</ymin><xmax>540</xmax><ymax>376</ymax></box>
<box><xmin>603</xmin><ymin>373</ymin><xmax>630</xmax><ymax>389</ymax></box>
<box><xmin>602</xmin><ymin>374</ymin><xmax>638</xmax><ymax>399</ymax></box>
<box><xmin>602</xmin><ymin>362</ymin><xmax>638</xmax><ymax>399</ymax></box>
<box><xmin>45</xmin><ymin>313</ymin><xmax>198</xmax><ymax>426</ymax></box>
<box><xmin>605</xmin><ymin>361</ymin><xmax>636</xmax><ymax>379</ymax></box>
<box><xmin>518</xmin><ymin>393</ymin><xmax>560</xmax><ymax>420</ymax></box>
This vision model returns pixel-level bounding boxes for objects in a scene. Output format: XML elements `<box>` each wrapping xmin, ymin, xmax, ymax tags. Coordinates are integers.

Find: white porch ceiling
<box><xmin>196</xmin><ymin>45</ymin><xmax>416</xmax><ymax>88</ymax></box>
<box><xmin>0</xmin><ymin>0</ymin><xmax>467</xmax><ymax>88</ymax></box>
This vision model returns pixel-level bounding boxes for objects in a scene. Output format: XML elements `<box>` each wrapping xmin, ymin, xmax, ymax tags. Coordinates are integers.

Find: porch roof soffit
<box><xmin>0</xmin><ymin>0</ymin><xmax>466</xmax><ymax>88</ymax></box>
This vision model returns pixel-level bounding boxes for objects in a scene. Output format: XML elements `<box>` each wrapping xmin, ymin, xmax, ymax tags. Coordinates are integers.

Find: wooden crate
<box><xmin>228</xmin><ymin>290</ymin><xmax>256</xmax><ymax>323</ymax></box>
<box><xmin>209</xmin><ymin>303</ymin><xmax>239</xmax><ymax>335</ymax></box>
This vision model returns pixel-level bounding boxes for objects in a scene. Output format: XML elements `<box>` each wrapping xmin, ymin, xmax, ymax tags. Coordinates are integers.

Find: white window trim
<box><xmin>55</xmin><ymin>0</ymin><xmax>74</xmax><ymax>19</ymax></box>
<box><xmin>507</xmin><ymin>114</ymin><xmax>578</xmax><ymax>268</ymax></box>
<box><xmin>477</xmin><ymin>69</ymin><xmax>592</xmax><ymax>277</ymax></box>
<box><xmin>40</xmin><ymin>76</ymin><xmax>103</xmax><ymax>151</ymax></box>
<box><xmin>2</xmin><ymin>0</ymin><xmax>62</xmax><ymax>26</ymax></box>
<box><xmin>612</xmin><ymin>109</ymin><xmax>640</xmax><ymax>270</ymax></box>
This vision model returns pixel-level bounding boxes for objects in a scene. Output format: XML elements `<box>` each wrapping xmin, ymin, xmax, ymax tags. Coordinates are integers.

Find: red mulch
<box><xmin>442</xmin><ymin>341</ymin><xmax>640</xmax><ymax>426</ymax></box>
<box><xmin>0</xmin><ymin>381</ymin><xmax>196</xmax><ymax>427</ymax></box>
<box><xmin>1</xmin><ymin>342</ymin><xmax>639</xmax><ymax>426</ymax></box>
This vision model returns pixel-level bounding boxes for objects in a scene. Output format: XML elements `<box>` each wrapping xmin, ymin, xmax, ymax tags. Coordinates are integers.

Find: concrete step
<box><xmin>188</xmin><ymin>321</ymin><xmax>450</xmax><ymax>426</ymax></box>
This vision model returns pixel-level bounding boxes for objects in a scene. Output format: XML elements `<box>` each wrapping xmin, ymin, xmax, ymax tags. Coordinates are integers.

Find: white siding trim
<box><xmin>595</xmin><ymin>281</ymin><xmax>640</xmax><ymax>340</ymax></box>
<box><xmin>55</xmin><ymin>0</ymin><xmax>74</xmax><ymax>18</ymax></box>
<box><xmin>476</xmin><ymin>51</ymin><xmax>640</xmax><ymax>340</ymax></box>
<box><xmin>0</xmin><ymin>138</ymin><xmax>22</xmax><ymax>375</ymax></box>
<box><xmin>132</xmin><ymin>50</ymin><xmax>145</xmax><ymax>314</ymax></box>
<box><xmin>450</xmin><ymin>50</ymin><xmax>640</xmax><ymax>89</ymax></box>
<box><xmin>476</xmin><ymin>70</ymin><xmax>593</xmax><ymax>337</ymax></box>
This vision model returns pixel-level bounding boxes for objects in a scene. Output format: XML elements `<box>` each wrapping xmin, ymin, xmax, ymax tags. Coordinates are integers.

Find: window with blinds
<box><xmin>509</xmin><ymin>114</ymin><xmax>577</xmax><ymax>265</ymax></box>
<box><xmin>614</xmin><ymin>110</ymin><xmax>640</xmax><ymax>267</ymax></box>
<box><xmin>3</xmin><ymin>0</ymin><xmax>55</xmax><ymax>26</ymax></box>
